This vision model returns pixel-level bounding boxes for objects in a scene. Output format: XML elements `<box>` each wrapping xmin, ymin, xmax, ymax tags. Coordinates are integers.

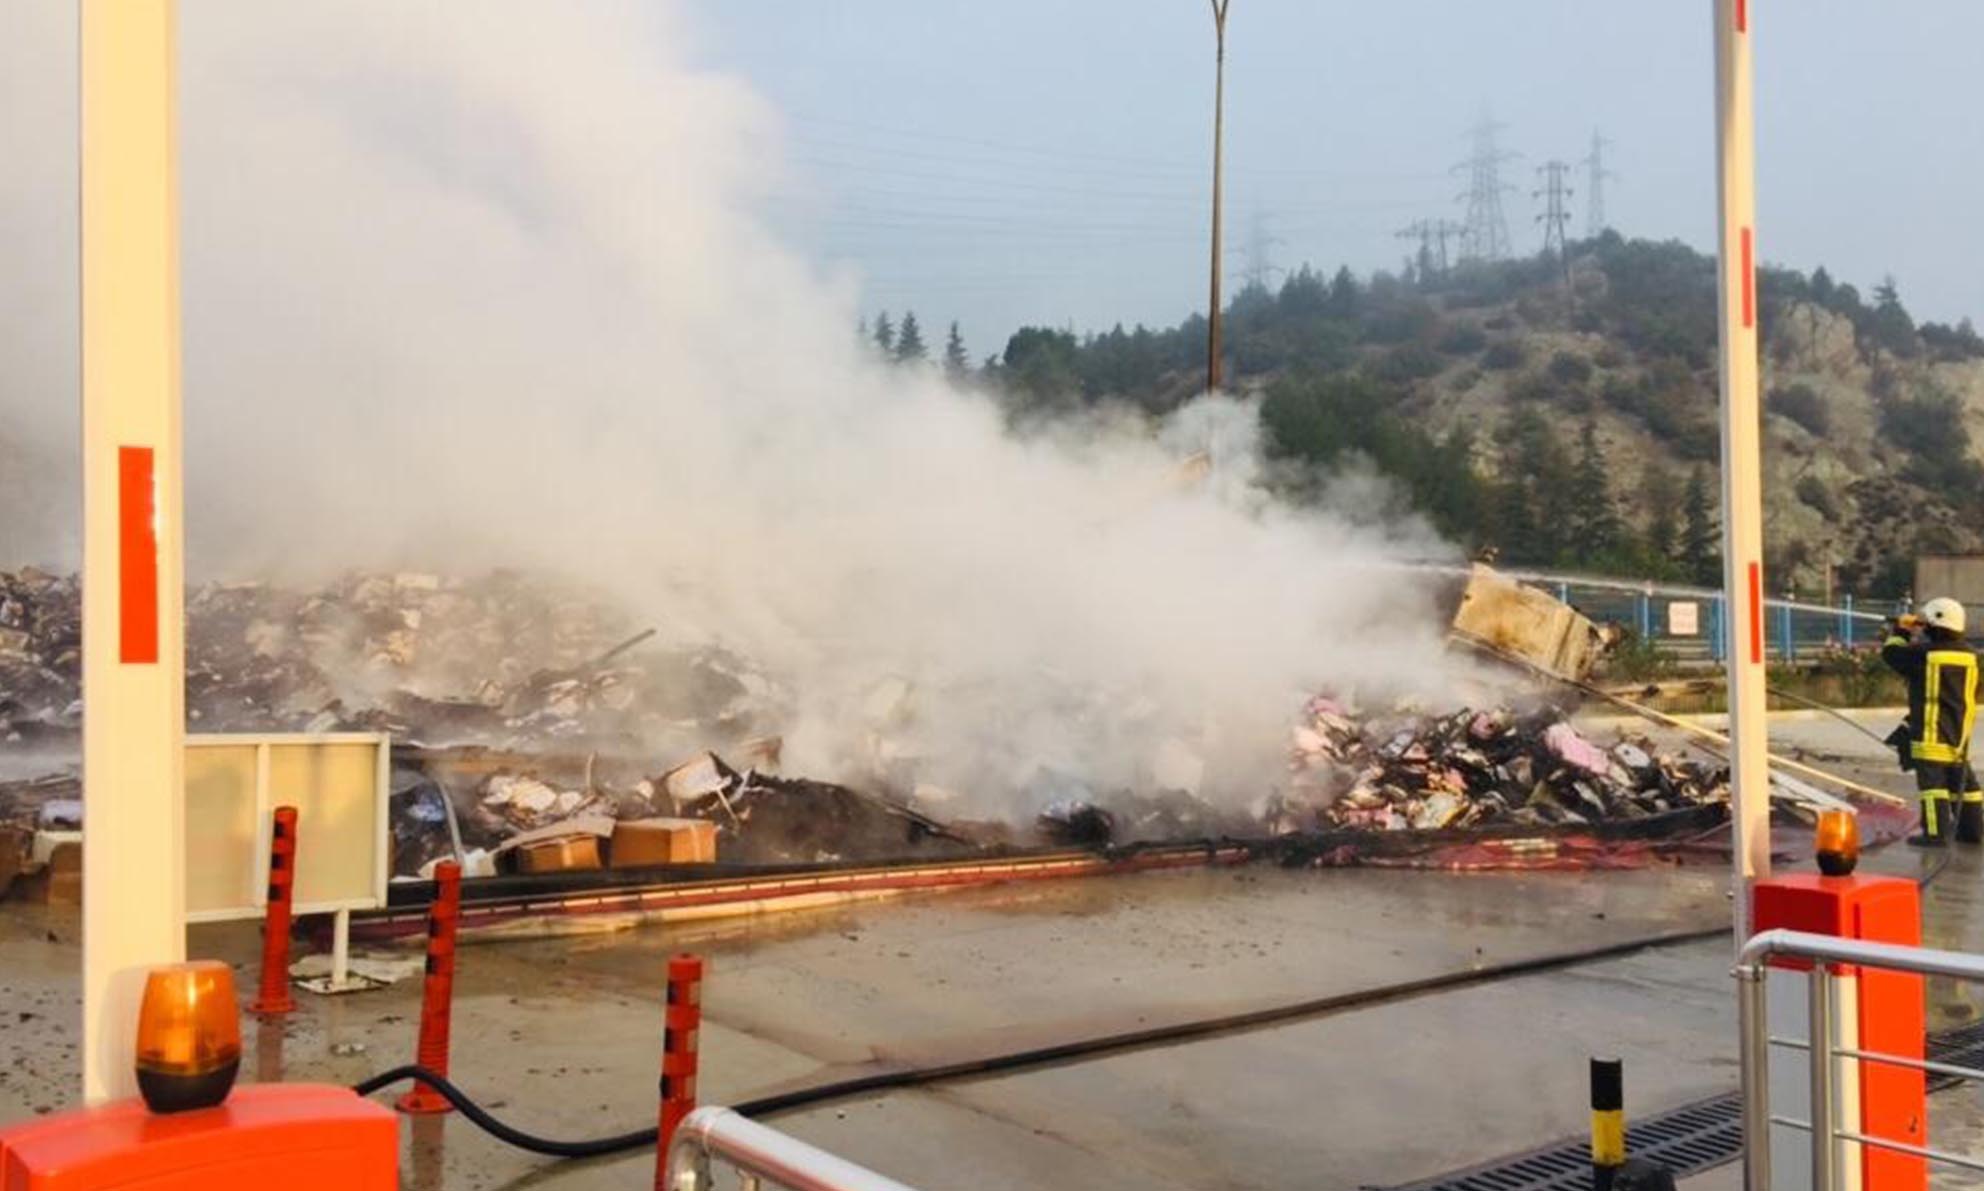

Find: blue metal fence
<box><xmin>1500</xmin><ymin>572</ymin><xmax>1907</xmax><ymax>665</ymax></box>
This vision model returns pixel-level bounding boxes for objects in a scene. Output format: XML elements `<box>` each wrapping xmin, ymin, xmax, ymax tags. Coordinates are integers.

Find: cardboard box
<box><xmin>512</xmin><ymin>835</ymin><xmax>602</xmax><ymax>875</ymax></box>
<box><xmin>609</xmin><ymin>818</ymin><xmax>717</xmax><ymax>868</ymax></box>
<box><xmin>14</xmin><ymin>840</ymin><xmax>81</xmax><ymax>905</ymax></box>
<box><xmin>0</xmin><ymin>825</ymin><xmax>28</xmax><ymax>899</ymax></box>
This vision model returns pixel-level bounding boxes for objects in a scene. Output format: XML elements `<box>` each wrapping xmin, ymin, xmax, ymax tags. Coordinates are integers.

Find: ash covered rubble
<box><xmin>0</xmin><ymin>568</ymin><xmax>776</xmax><ymax>752</ymax></box>
<box><xmin>3</xmin><ymin>566</ymin><xmax>1748</xmax><ymax>884</ymax></box>
<box><xmin>389</xmin><ymin>745</ymin><xmax>981</xmax><ymax>879</ymax></box>
<box><xmin>0</xmin><ymin>569</ymin><xmax>78</xmax><ymax>746</ymax></box>
<box><xmin>1268</xmin><ymin>695</ymin><xmax>1729</xmax><ymax>835</ymax></box>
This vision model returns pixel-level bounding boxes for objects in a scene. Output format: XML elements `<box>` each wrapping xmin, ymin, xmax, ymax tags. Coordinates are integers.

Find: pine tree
<box><xmin>894</xmin><ymin>311</ymin><xmax>927</xmax><ymax>362</ymax></box>
<box><xmin>1326</xmin><ymin>266</ymin><xmax>1361</xmax><ymax>319</ymax></box>
<box><xmin>1681</xmin><ymin>468</ymin><xmax>1720</xmax><ymax>585</ymax></box>
<box><xmin>943</xmin><ymin>320</ymin><xmax>970</xmax><ymax>381</ymax></box>
<box><xmin>1493</xmin><ymin>410</ymin><xmax>1571</xmax><ymax>563</ymax></box>
<box><xmin>1501</xmin><ymin>409</ymin><xmax>1575</xmax><ymax>564</ymax></box>
<box><xmin>1568</xmin><ymin>422</ymin><xmax>1623</xmax><ymax>564</ymax></box>
<box><xmin>1643</xmin><ymin>465</ymin><xmax>1681</xmax><ymax>564</ymax></box>
<box><xmin>872</xmin><ymin>311</ymin><xmax>895</xmax><ymax>357</ymax></box>
<box><xmin>1493</xmin><ymin>475</ymin><xmax>1540</xmax><ymax>565</ymax></box>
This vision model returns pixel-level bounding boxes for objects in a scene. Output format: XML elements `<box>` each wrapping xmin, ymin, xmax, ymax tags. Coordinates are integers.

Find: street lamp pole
<box><xmin>1205</xmin><ymin>0</ymin><xmax>1230</xmax><ymax>394</ymax></box>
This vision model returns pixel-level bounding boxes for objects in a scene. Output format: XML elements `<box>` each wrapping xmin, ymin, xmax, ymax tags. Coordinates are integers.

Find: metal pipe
<box><xmin>1736</xmin><ymin>962</ymin><xmax>1771</xmax><ymax>1191</ymax></box>
<box><xmin>667</xmin><ymin>1107</ymin><xmax>924</xmax><ymax>1191</ymax></box>
<box><xmin>1808</xmin><ymin>972</ymin><xmax>1836</xmax><ymax>1191</ymax></box>
<box><xmin>1833</xmin><ymin>1129</ymin><xmax>1984</xmax><ymax>1175</ymax></box>
<box><xmin>1771</xmin><ymin>1033</ymin><xmax>1984</xmax><ymax>1085</ymax></box>
<box><xmin>1741</xmin><ymin>928</ymin><xmax>1984</xmax><ymax>984</ymax></box>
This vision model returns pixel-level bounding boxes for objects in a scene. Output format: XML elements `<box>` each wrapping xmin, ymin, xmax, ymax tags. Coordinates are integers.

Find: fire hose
<box><xmin>348</xmin><ymin>922</ymin><xmax>1730</xmax><ymax>1159</ymax></box>
<box><xmin>1449</xmin><ymin>630</ymin><xmax>1908</xmax><ymax>807</ymax></box>
<box><xmin>352</xmin><ymin>830</ymin><xmax>1955</xmax><ymax>1160</ymax></box>
<box><xmin>351</xmin><ymin>643</ymin><xmax>1936</xmax><ymax>1157</ymax></box>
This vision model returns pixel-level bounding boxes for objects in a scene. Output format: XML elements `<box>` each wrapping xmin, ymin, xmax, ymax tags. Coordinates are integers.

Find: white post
<box><xmin>332</xmin><ymin>907</ymin><xmax>351</xmax><ymax>990</ymax></box>
<box><xmin>79</xmin><ymin>0</ymin><xmax>186</xmax><ymax>1103</ymax></box>
<box><xmin>1713</xmin><ymin>0</ymin><xmax>1771</xmax><ymax>947</ymax></box>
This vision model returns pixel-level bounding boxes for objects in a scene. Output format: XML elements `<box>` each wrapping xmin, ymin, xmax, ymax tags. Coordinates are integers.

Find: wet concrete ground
<box><xmin>4</xmin><ymin>713</ymin><xmax>1982</xmax><ymax>1189</ymax></box>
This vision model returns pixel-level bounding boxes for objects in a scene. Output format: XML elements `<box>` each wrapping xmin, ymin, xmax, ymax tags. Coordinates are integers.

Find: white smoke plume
<box><xmin>2</xmin><ymin>2</ymin><xmax>1475</xmax><ymax>811</ymax></box>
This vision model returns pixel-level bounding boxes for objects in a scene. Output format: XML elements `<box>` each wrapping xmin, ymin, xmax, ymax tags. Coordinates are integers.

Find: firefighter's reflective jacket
<box><xmin>1883</xmin><ymin>631</ymin><xmax>1980</xmax><ymax>764</ymax></box>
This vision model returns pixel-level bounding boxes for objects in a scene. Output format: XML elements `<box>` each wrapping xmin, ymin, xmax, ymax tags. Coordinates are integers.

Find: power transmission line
<box><xmin>1453</xmin><ymin>113</ymin><xmax>1518</xmax><ymax>262</ymax></box>
<box><xmin>1534</xmin><ymin>159</ymin><xmax>1574</xmax><ymax>282</ymax></box>
<box><xmin>1581</xmin><ymin>129</ymin><xmax>1618</xmax><ymax>237</ymax></box>
<box><xmin>1395</xmin><ymin>217</ymin><xmax>1465</xmax><ymax>281</ymax></box>
<box><xmin>1242</xmin><ymin>209</ymin><xmax>1285</xmax><ymax>289</ymax></box>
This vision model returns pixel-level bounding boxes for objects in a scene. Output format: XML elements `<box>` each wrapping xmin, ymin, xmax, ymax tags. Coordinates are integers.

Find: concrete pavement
<box><xmin>5</xmin><ymin>714</ymin><xmax>1982</xmax><ymax>1189</ymax></box>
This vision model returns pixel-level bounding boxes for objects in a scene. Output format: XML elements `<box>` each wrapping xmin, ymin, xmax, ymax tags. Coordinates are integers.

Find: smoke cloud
<box><xmin>2</xmin><ymin>2</ymin><xmax>1475</xmax><ymax>811</ymax></box>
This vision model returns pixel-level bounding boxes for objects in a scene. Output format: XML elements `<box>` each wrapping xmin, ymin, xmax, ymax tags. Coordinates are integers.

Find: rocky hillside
<box><xmin>986</xmin><ymin>233</ymin><xmax>1984</xmax><ymax>597</ymax></box>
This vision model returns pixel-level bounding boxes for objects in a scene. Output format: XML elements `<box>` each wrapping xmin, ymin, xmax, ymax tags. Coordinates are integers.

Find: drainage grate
<box><xmin>1378</xmin><ymin>1020</ymin><xmax>1984</xmax><ymax>1191</ymax></box>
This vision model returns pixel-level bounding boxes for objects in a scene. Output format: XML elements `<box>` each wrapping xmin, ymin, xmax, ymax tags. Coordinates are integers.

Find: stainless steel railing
<box><xmin>1737</xmin><ymin>928</ymin><xmax>1984</xmax><ymax>1190</ymax></box>
<box><xmin>665</xmin><ymin>1106</ymin><xmax>926</xmax><ymax>1191</ymax></box>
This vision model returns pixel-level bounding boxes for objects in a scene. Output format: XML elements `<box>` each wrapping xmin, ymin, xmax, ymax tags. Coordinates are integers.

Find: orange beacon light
<box><xmin>134</xmin><ymin>962</ymin><xmax>241</xmax><ymax>1114</ymax></box>
<box><xmin>1815</xmin><ymin>808</ymin><xmax>1860</xmax><ymax>877</ymax></box>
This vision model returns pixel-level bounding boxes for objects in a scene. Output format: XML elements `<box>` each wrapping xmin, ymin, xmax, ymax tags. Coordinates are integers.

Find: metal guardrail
<box><xmin>1737</xmin><ymin>928</ymin><xmax>1984</xmax><ymax>1190</ymax></box>
<box><xmin>666</xmin><ymin>1106</ymin><xmax>925</xmax><ymax>1191</ymax></box>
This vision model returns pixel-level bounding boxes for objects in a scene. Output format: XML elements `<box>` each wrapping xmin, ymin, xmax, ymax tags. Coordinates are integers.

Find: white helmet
<box><xmin>1924</xmin><ymin>597</ymin><xmax>1967</xmax><ymax>635</ymax></box>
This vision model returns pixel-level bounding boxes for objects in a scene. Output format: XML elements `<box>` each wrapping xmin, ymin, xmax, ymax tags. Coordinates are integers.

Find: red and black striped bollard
<box><xmin>397</xmin><ymin>860</ymin><xmax>462</xmax><ymax>1115</ymax></box>
<box><xmin>250</xmin><ymin>805</ymin><xmax>299</xmax><ymax>1015</ymax></box>
<box><xmin>653</xmin><ymin>953</ymin><xmax>705</xmax><ymax>1188</ymax></box>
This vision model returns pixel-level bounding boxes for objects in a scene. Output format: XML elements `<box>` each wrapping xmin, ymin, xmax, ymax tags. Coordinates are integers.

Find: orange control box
<box><xmin>1754</xmin><ymin>873</ymin><xmax>1925</xmax><ymax>1191</ymax></box>
<box><xmin>0</xmin><ymin>1084</ymin><xmax>397</xmax><ymax>1190</ymax></box>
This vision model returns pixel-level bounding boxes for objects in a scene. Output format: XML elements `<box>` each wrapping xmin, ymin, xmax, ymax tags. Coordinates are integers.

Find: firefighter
<box><xmin>1882</xmin><ymin>597</ymin><xmax>1983</xmax><ymax>846</ymax></box>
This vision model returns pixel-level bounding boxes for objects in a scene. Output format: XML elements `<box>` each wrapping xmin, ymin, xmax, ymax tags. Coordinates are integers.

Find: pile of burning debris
<box><xmin>0</xmin><ymin>566</ymin><xmax>1781</xmax><ymax>882</ymax></box>
<box><xmin>0</xmin><ymin>569</ymin><xmax>79</xmax><ymax>746</ymax></box>
<box><xmin>390</xmin><ymin>745</ymin><xmax>980</xmax><ymax>878</ymax></box>
<box><xmin>1271</xmin><ymin>696</ymin><xmax>1729</xmax><ymax>834</ymax></box>
<box><xmin>0</xmin><ymin>568</ymin><xmax>778</xmax><ymax>752</ymax></box>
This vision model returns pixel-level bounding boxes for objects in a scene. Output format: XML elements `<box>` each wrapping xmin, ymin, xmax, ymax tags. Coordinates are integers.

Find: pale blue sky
<box><xmin>686</xmin><ymin>2</ymin><xmax>1984</xmax><ymax>359</ymax></box>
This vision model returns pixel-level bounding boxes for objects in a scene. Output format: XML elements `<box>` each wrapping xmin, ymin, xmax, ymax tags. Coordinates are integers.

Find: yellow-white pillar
<box><xmin>1713</xmin><ymin>0</ymin><xmax>1771</xmax><ymax>944</ymax></box>
<box><xmin>79</xmin><ymin>0</ymin><xmax>186</xmax><ymax>1104</ymax></box>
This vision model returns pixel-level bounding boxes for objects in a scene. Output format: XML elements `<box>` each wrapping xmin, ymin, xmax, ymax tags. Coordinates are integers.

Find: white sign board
<box><xmin>1668</xmin><ymin>601</ymin><xmax>1701</xmax><ymax>636</ymax></box>
<box><xmin>183</xmin><ymin>733</ymin><xmax>391</xmax><ymax>923</ymax></box>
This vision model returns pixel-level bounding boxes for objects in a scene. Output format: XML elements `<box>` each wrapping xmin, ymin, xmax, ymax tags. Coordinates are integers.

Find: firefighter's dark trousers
<box><xmin>1915</xmin><ymin>761</ymin><xmax>1984</xmax><ymax>843</ymax></box>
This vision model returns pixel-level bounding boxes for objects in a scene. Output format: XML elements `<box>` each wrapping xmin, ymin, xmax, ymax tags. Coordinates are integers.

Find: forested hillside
<box><xmin>876</xmin><ymin>233</ymin><xmax>1984</xmax><ymax>597</ymax></box>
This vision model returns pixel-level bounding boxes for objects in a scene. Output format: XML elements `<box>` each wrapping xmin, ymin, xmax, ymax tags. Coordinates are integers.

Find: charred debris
<box><xmin>2</xmin><ymin>567</ymin><xmax>1756</xmax><ymax>884</ymax></box>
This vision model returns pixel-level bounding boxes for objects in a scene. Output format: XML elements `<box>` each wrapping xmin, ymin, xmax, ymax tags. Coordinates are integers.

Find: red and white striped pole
<box><xmin>250</xmin><ymin>806</ymin><xmax>299</xmax><ymax>1015</ymax></box>
<box><xmin>397</xmin><ymin>861</ymin><xmax>462</xmax><ymax>1115</ymax></box>
<box><xmin>1714</xmin><ymin>0</ymin><xmax>1771</xmax><ymax>946</ymax></box>
<box><xmin>78</xmin><ymin>0</ymin><xmax>188</xmax><ymax>1104</ymax></box>
<box><xmin>654</xmin><ymin>953</ymin><xmax>705</xmax><ymax>1188</ymax></box>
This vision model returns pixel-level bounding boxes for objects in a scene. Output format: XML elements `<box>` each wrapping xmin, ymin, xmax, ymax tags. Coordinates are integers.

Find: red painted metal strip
<box><xmin>1747</xmin><ymin>561</ymin><xmax>1764</xmax><ymax>665</ymax></box>
<box><xmin>1736</xmin><ymin>0</ymin><xmax>1747</xmax><ymax>33</ymax></box>
<box><xmin>351</xmin><ymin>847</ymin><xmax>1255</xmax><ymax>941</ymax></box>
<box><xmin>1740</xmin><ymin>228</ymin><xmax>1755</xmax><ymax>329</ymax></box>
<box><xmin>118</xmin><ymin>446</ymin><xmax>159</xmax><ymax>663</ymax></box>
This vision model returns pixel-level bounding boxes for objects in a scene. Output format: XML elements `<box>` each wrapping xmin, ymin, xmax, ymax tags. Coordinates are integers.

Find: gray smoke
<box><xmin>1</xmin><ymin>2</ymin><xmax>1478</xmax><ymax>811</ymax></box>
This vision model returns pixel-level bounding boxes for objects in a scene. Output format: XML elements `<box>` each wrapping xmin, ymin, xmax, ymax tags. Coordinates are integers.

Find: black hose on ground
<box><xmin>349</xmin><ymin>847</ymin><xmax>1959</xmax><ymax>1159</ymax></box>
<box><xmin>350</xmin><ymin>1065</ymin><xmax>658</xmax><ymax>1158</ymax></box>
<box><xmin>352</xmin><ymin>924</ymin><xmax>1730</xmax><ymax>1158</ymax></box>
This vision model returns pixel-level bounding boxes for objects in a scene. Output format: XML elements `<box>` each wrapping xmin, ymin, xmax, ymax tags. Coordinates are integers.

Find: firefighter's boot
<box><xmin>1960</xmin><ymin>790</ymin><xmax>1984</xmax><ymax>845</ymax></box>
